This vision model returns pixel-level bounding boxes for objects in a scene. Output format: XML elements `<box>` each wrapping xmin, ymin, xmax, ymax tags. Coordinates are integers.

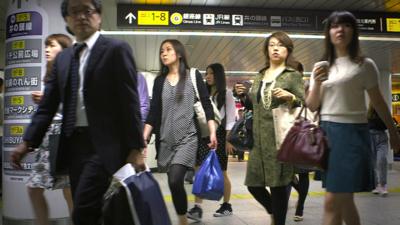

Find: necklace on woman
<box><xmin>263</xmin><ymin>66</ymin><xmax>285</xmax><ymax>82</ymax></box>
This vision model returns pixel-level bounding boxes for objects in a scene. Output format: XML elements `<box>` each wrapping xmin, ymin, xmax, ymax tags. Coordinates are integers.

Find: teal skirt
<box><xmin>321</xmin><ymin>121</ymin><xmax>375</xmax><ymax>193</ymax></box>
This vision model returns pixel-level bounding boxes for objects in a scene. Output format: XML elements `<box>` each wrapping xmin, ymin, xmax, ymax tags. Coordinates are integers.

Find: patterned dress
<box><xmin>26</xmin><ymin>116</ymin><xmax>70</xmax><ymax>189</ymax></box>
<box><xmin>158</xmin><ymin>77</ymin><xmax>198</xmax><ymax>172</ymax></box>
<box><xmin>245</xmin><ymin>67</ymin><xmax>304</xmax><ymax>187</ymax></box>
<box><xmin>197</xmin><ymin>126</ymin><xmax>227</xmax><ymax>170</ymax></box>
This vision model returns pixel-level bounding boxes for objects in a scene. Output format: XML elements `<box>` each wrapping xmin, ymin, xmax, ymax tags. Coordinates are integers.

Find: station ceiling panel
<box><xmin>1</xmin><ymin>0</ymin><xmax>399</xmax><ymax>74</ymax></box>
<box><xmin>102</xmin><ymin>0</ymin><xmax>400</xmax><ymax>74</ymax></box>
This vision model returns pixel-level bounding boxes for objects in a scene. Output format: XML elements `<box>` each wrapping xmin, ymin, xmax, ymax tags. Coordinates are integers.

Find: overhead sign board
<box><xmin>117</xmin><ymin>4</ymin><xmax>400</xmax><ymax>34</ymax></box>
<box><xmin>386</xmin><ymin>18</ymin><xmax>400</xmax><ymax>32</ymax></box>
<box><xmin>118</xmin><ymin>5</ymin><xmax>318</xmax><ymax>31</ymax></box>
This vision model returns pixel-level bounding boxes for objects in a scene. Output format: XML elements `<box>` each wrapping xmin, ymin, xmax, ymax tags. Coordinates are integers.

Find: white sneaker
<box><xmin>372</xmin><ymin>185</ymin><xmax>381</xmax><ymax>194</ymax></box>
<box><xmin>380</xmin><ymin>186</ymin><xmax>388</xmax><ymax>197</ymax></box>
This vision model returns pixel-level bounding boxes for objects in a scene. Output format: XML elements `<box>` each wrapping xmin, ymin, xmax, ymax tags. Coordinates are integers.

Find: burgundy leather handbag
<box><xmin>277</xmin><ymin>106</ymin><xmax>329</xmax><ymax>170</ymax></box>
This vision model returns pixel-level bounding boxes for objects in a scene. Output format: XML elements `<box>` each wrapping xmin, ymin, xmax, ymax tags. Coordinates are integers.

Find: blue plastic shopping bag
<box><xmin>192</xmin><ymin>150</ymin><xmax>224</xmax><ymax>201</ymax></box>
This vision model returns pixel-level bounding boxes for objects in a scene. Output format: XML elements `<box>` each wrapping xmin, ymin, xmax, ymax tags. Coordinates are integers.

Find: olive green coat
<box><xmin>245</xmin><ymin>67</ymin><xmax>304</xmax><ymax>187</ymax></box>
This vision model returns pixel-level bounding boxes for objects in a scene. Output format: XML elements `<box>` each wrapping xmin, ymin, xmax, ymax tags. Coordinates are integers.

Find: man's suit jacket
<box><xmin>24</xmin><ymin>35</ymin><xmax>145</xmax><ymax>174</ymax></box>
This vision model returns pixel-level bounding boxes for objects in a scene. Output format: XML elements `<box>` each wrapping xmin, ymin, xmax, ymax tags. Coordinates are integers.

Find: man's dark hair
<box><xmin>61</xmin><ymin>0</ymin><xmax>102</xmax><ymax>18</ymax></box>
<box><xmin>61</xmin><ymin>0</ymin><xmax>102</xmax><ymax>35</ymax></box>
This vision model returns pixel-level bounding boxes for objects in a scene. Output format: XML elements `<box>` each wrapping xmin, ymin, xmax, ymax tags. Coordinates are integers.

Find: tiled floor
<box><xmin>1</xmin><ymin>159</ymin><xmax>399</xmax><ymax>225</ymax></box>
<box><xmin>154</xmin><ymin>159</ymin><xmax>400</xmax><ymax>225</ymax></box>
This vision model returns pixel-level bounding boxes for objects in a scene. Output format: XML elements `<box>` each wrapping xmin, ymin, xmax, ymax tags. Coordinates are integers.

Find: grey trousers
<box><xmin>369</xmin><ymin>129</ymin><xmax>389</xmax><ymax>186</ymax></box>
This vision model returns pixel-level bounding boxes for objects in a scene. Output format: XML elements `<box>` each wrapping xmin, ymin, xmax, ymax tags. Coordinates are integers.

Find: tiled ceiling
<box><xmin>102</xmin><ymin>0</ymin><xmax>400</xmax><ymax>74</ymax></box>
<box><xmin>1</xmin><ymin>0</ymin><xmax>400</xmax><ymax>74</ymax></box>
<box><xmin>115</xmin><ymin>0</ymin><xmax>400</xmax><ymax>11</ymax></box>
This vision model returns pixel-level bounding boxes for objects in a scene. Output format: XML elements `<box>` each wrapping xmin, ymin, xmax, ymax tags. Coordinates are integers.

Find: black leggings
<box><xmin>167</xmin><ymin>164</ymin><xmax>189</xmax><ymax>215</ymax></box>
<box><xmin>290</xmin><ymin>172</ymin><xmax>310</xmax><ymax>216</ymax></box>
<box><xmin>248</xmin><ymin>186</ymin><xmax>289</xmax><ymax>225</ymax></box>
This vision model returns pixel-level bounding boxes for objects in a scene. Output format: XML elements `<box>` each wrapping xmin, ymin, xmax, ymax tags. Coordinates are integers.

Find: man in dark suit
<box><xmin>11</xmin><ymin>0</ymin><xmax>145</xmax><ymax>224</ymax></box>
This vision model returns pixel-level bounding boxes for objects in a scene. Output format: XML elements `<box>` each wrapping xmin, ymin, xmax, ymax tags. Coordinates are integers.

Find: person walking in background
<box><xmin>368</xmin><ymin>103</ymin><xmax>390</xmax><ymax>196</ymax></box>
<box><xmin>137</xmin><ymin>72</ymin><xmax>150</xmax><ymax>123</ymax></box>
<box><xmin>143</xmin><ymin>39</ymin><xmax>217</xmax><ymax>225</ymax></box>
<box><xmin>11</xmin><ymin>1</ymin><xmax>146</xmax><ymax>224</ymax></box>
<box><xmin>184</xmin><ymin>167</ymin><xmax>195</xmax><ymax>184</ymax></box>
<box><xmin>187</xmin><ymin>63</ymin><xmax>236</xmax><ymax>221</ymax></box>
<box><xmin>25</xmin><ymin>33</ymin><xmax>74</xmax><ymax>225</ymax></box>
<box><xmin>233</xmin><ymin>81</ymin><xmax>253</xmax><ymax>112</ymax></box>
<box><xmin>232</xmin><ymin>81</ymin><xmax>253</xmax><ymax>161</ymax></box>
<box><xmin>289</xmin><ymin>63</ymin><xmax>311</xmax><ymax>222</ymax></box>
<box><xmin>245</xmin><ymin>31</ymin><xmax>304</xmax><ymax>225</ymax></box>
<box><xmin>306</xmin><ymin>11</ymin><xmax>400</xmax><ymax>225</ymax></box>
<box><xmin>0</xmin><ymin>72</ymin><xmax>4</xmax><ymax>197</ymax></box>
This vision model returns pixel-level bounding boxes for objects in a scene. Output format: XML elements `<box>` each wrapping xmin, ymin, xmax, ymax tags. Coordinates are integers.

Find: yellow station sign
<box><xmin>138</xmin><ymin>10</ymin><xmax>169</xmax><ymax>25</ymax></box>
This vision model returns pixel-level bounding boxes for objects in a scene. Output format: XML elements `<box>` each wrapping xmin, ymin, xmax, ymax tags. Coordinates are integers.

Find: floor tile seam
<box><xmin>162</xmin><ymin>187</ymin><xmax>400</xmax><ymax>202</ymax></box>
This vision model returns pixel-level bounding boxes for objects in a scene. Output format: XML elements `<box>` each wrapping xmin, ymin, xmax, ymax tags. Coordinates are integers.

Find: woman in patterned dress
<box><xmin>307</xmin><ymin>11</ymin><xmax>400</xmax><ymax>225</ymax></box>
<box><xmin>244</xmin><ymin>32</ymin><xmax>304</xmax><ymax>225</ymax></box>
<box><xmin>27</xmin><ymin>34</ymin><xmax>73</xmax><ymax>225</ymax></box>
<box><xmin>143</xmin><ymin>39</ymin><xmax>217</xmax><ymax>225</ymax></box>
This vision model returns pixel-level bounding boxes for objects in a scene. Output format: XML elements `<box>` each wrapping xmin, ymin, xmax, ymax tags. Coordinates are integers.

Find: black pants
<box><xmin>168</xmin><ymin>164</ymin><xmax>189</xmax><ymax>215</ymax></box>
<box><xmin>248</xmin><ymin>185</ymin><xmax>289</xmax><ymax>225</ymax></box>
<box><xmin>290</xmin><ymin>172</ymin><xmax>310</xmax><ymax>216</ymax></box>
<box><xmin>67</xmin><ymin>128</ymin><xmax>112</xmax><ymax>225</ymax></box>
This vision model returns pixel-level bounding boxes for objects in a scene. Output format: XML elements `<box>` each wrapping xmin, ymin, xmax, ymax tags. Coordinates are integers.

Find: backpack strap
<box><xmin>190</xmin><ymin>68</ymin><xmax>201</xmax><ymax>100</ymax></box>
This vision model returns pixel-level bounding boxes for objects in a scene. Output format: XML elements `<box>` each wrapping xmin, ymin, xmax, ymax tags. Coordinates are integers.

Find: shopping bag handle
<box><xmin>112</xmin><ymin>163</ymin><xmax>151</xmax><ymax>182</ymax></box>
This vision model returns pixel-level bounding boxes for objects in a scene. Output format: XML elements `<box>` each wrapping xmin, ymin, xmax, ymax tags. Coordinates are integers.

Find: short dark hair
<box><xmin>263</xmin><ymin>31</ymin><xmax>299</xmax><ymax>70</ymax></box>
<box><xmin>61</xmin><ymin>0</ymin><xmax>102</xmax><ymax>18</ymax></box>
<box><xmin>322</xmin><ymin>11</ymin><xmax>363</xmax><ymax>65</ymax></box>
<box><xmin>44</xmin><ymin>34</ymin><xmax>73</xmax><ymax>83</ymax></box>
<box><xmin>45</xmin><ymin>33</ymin><xmax>72</xmax><ymax>49</ymax></box>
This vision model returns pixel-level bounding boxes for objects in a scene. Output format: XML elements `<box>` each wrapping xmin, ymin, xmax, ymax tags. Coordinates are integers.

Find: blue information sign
<box><xmin>6</xmin><ymin>11</ymin><xmax>43</xmax><ymax>38</ymax></box>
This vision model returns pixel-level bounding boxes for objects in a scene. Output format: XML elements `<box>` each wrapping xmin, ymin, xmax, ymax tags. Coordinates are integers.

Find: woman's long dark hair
<box><xmin>206</xmin><ymin>63</ymin><xmax>226</xmax><ymax>110</ymax></box>
<box><xmin>159</xmin><ymin>39</ymin><xmax>190</xmax><ymax>101</ymax></box>
<box><xmin>263</xmin><ymin>31</ymin><xmax>299</xmax><ymax>70</ymax></box>
<box><xmin>322</xmin><ymin>11</ymin><xmax>364</xmax><ymax>66</ymax></box>
<box><xmin>44</xmin><ymin>34</ymin><xmax>72</xmax><ymax>82</ymax></box>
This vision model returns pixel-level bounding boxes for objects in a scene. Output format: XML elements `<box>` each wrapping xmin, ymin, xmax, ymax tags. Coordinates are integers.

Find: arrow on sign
<box><xmin>125</xmin><ymin>12</ymin><xmax>136</xmax><ymax>24</ymax></box>
<box><xmin>12</xmin><ymin>0</ymin><xmax>29</xmax><ymax>9</ymax></box>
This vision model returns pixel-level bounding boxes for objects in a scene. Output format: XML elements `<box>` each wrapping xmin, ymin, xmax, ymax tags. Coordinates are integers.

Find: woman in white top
<box><xmin>307</xmin><ymin>11</ymin><xmax>400</xmax><ymax>225</ymax></box>
<box><xmin>187</xmin><ymin>63</ymin><xmax>237</xmax><ymax>221</ymax></box>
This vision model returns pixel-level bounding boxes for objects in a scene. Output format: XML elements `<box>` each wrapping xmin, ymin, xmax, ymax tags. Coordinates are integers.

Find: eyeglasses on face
<box><xmin>68</xmin><ymin>7</ymin><xmax>97</xmax><ymax>18</ymax></box>
<box><xmin>268</xmin><ymin>43</ymin><xmax>285</xmax><ymax>48</ymax></box>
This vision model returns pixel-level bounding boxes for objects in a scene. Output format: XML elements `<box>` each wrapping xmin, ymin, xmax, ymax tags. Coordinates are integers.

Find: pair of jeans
<box><xmin>369</xmin><ymin>129</ymin><xmax>388</xmax><ymax>186</ymax></box>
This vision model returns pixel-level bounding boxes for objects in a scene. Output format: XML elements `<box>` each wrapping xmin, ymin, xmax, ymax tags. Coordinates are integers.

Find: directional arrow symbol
<box><xmin>125</xmin><ymin>12</ymin><xmax>136</xmax><ymax>24</ymax></box>
<box><xmin>12</xmin><ymin>0</ymin><xmax>28</xmax><ymax>9</ymax></box>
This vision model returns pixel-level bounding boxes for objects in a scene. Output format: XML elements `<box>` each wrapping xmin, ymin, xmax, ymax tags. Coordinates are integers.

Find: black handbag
<box><xmin>228</xmin><ymin>111</ymin><xmax>253</xmax><ymax>151</ymax></box>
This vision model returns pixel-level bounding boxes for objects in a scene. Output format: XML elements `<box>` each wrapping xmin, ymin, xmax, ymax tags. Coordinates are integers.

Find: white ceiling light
<box><xmin>149</xmin><ymin>69</ymin><xmax>259</xmax><ymax>74</ymax></box>
<box><xmin>101</xmin><ymin>30</ymin><xmax>273</xmax><ymax>38</ymax></box>
<box><xmin>199</xmin><ymin>70</ymin><xmax>259</xmax><ymax>74</ymax></box>
<box><xmin>101</xmin><ymin>30</ymin><xmax>400</xmax><ymax>42</ymax></box>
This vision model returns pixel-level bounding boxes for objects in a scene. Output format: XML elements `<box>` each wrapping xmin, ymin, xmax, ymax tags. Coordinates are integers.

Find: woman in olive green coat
<box><xmin>245</xmin><ymin>32</ymin><xmax>304</xmax><ymax>225</ymax></box>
